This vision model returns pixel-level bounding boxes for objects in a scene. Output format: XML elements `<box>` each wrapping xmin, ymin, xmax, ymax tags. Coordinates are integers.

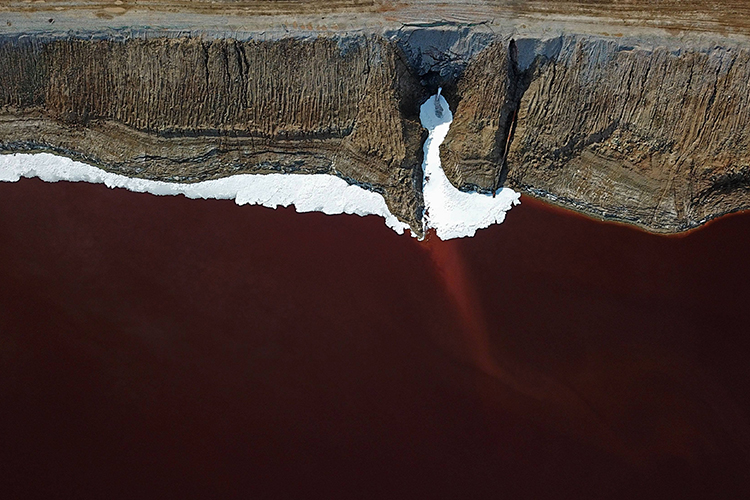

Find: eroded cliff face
<box><xmin>507</xmin><ymin>39</ymin><xmax>750</xmax><ymax>232</ymax></box>
<box><xmin>438</xmin><ymin>36</ymin><xmax>750</xmax><ymax>232</ymax></box>
<box><xmin>438</xmin><ymin>41</ymin><xmax>517</xmax><ymax>194</ymax></box>
<box><xmin>0</xmin><ymin>35</ymin><xmax>427</xmax><ymax>231</ymax></box>
<box><xmin>2</xmin><ymin>18</ymin><xmax>750</xmax><ymax>234</ymax></box>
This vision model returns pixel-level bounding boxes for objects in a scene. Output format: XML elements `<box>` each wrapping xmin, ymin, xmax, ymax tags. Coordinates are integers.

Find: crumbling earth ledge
<box><xmin>2</xmin><ymin>1</ymin><xmax>750</xmax><ymax>234</ymax></box>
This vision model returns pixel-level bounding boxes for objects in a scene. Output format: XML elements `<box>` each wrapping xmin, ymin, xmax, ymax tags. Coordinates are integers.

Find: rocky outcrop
<box><xmin>0</xmin><ymin>35</ymin><xmax>427</xmax><ymax>231</ymax></box>
<box><xmin>504</xmin><ymin>39</ymin><xmax>750</xmax><ymax>231</ymax></box>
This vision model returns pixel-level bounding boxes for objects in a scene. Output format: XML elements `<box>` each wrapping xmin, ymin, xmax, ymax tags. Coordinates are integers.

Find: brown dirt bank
<box><xmin>441</xmin><ymin>35</ymin><xmax>750</xmax><ymax>234</ymax></box>
<box><xmin>0</xmin><ymin>34</ymin><xmax>427</xmax><ymax>232</ymax></box>
<box><xmin>2</xmin><ymin>2</ymin><xmax>750</xmax><ymax>234</ymax></box>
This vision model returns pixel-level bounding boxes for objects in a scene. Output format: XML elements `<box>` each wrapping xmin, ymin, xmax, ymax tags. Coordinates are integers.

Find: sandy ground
<box><xmin>2</xmin><ymin>1</ymin><xmax>750</xmax><ymax>42</ymax></box>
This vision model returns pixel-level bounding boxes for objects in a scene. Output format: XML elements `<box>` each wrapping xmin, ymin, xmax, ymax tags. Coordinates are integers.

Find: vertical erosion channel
<box><xmin>420</xmin><ymin>90</ymin><xmax>520</xmax><ymax>240</ymax></box>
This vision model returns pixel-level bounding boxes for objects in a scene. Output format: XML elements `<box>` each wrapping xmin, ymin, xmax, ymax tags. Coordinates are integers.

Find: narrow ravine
<box><xmin>420</xmin><ymin>89</ymin><xmax>521</xmax><ymax>239</ymax></box>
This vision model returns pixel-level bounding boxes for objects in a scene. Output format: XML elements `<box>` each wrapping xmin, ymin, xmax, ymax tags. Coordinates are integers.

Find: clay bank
<box><xmin>2</xmin><ymin>0</ymin><xmax>750</xmax><ymax>235</ymax></box>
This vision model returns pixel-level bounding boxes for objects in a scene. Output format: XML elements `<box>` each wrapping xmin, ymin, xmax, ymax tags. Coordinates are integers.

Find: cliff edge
<box><xmin>2</xmin><ymin>1</ymin><xmax>750</xmax><ymax>234</ymax></box>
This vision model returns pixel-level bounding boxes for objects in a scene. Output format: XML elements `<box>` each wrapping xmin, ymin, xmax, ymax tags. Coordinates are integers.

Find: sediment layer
<box><xmin>2</xmin><ymin>1</ymin><xmax>750</xmax><ymax>233</ymax></box>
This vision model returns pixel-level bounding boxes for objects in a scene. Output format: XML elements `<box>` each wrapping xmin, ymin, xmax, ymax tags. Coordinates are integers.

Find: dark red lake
<box><xmin>1</xmin><ymin>178</ymin><xmax>749</xmax><ymax>499</ymax></box>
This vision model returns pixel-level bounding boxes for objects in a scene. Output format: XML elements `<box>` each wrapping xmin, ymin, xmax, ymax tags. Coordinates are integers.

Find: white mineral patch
<box><xmin>420</xmin><ymin>89</ymin><xmax>521</xmax><ymax>240</ymax></box>
<box><xmin>0</xmin><ymin>152</ymin><xmax>411</xmax><ymax>235</ymax></box>
<box><xmin>1</xmin><ymin>92</ymin><xmax>518</xmax><ymax>240</ymax></box>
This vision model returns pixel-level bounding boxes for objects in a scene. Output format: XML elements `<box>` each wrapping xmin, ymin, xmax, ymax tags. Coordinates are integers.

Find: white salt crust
<box><xmin>420</xmin><ymin>90</ymin><xmax>521</xmax><ymax>239</ymax></box>
<box><xmin>0</xmin><ymin>152</ymin><xmax>411</xmax><ymax>235</ymax></box>
<box><xmin>0</xmin><ymin>92</ymin><xmax>518</xmax><ymax>240</ymax></box>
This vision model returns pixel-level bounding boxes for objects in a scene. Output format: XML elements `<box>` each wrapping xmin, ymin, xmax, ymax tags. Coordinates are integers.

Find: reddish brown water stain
<box><xmin>1</xmin><ymin>180</ymin><xmax>749</xmax><ymax>499</ymax></box>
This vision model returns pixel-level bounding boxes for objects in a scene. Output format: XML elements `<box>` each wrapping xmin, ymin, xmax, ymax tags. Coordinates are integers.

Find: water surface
<box><xmin>1</xmin><ymin>178</ymin><xmax>749</xmax><ymax>498</ymax></box>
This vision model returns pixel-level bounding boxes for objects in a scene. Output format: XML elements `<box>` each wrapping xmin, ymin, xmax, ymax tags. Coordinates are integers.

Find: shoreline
<box><xmin>2</xmin><ymin>2</ymin><xmax>750</xmax><ymax>238</ymax></box>
<box><xmin>3</xmin><ymin>157</ymin><xmax>750</xmax><ymax>498</ymax></box>
<box><xmin>516</xmin><ymin>190</ymin><xmax>750</xmax><ymax>239</ymax></box>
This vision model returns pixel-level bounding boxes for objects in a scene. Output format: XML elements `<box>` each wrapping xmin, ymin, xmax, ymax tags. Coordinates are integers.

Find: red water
<box><xmin>1</xmin><ymin>179</ymin><xmax>749</xmax><ymax>499</ymax></box>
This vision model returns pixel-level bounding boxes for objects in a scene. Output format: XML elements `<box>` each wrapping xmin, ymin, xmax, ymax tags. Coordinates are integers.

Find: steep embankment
<box><xmin>2</xmin><ymin>0</ymin><xmax>750</xmax><ymax>234</ymax></box>
<box><xmin>0</xmin><ymin>35</ymin><xmax>426</xmax><ymax>231</ymax></box>
<box><xmin>441</xmin><ymin>36</ymin><xmax>750</xmax><ymax>232</ymax></box>
<box><xmin>509</xmin><ymin>38</ymin><xmax>750</xmax><ymax>232</ymax></box>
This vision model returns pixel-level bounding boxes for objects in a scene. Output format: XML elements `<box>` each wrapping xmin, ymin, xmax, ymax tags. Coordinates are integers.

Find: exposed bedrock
<box><xmin>2</xmin><ymin>26</ymin><xmax>750</xmax><ymax>233</ymax></box>
<box><xmin>0</xmin><ymin>35</ymin><xmax>427</xmax><ymax>232</ymax></box>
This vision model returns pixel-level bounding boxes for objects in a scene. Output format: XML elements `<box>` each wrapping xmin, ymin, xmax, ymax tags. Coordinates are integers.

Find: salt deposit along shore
<box><xmin>0</xmin><ymin>152</ymin><xmax>411</xmax><ymax>235</ymax></box>
<box><xmin>0</xmin><ymin>94</ymin><xmax>520</xmax><ymax>240</ymax></box>
<box><xmin>419</xmin><ymin>90</ymin><xmax>520</xmax><ymax>239</ymax></box>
